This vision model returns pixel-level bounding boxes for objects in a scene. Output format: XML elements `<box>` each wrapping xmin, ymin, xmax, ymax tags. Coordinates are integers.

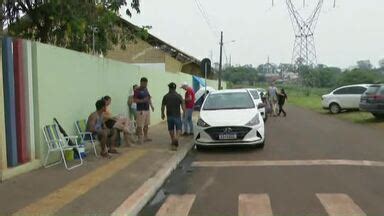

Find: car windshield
<box><xmin>249</xmin><ymin>90</ymin><xmax>260</xmax><ymax>99</ymax></box>
<box><xmin>365</xmin><ymin>86</ymin><xmax>381</xmax><ymax>95</ymax></box>
<box><xmin>203</xmin><ymin>92</ymin><xmax>255</xmax><ymax>110</ymax></box>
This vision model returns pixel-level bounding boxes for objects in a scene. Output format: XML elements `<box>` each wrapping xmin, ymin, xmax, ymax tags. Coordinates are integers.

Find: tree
<box><xmin>337</xmin><ymin>69</ymin><xmax>383</xmax><ymax>86</ymax></box>
<box><xmin>379</xmin><ymin>58</ymin><xmax>384</xmax><ymax>69</ymax></box>
<box><xmin>357</xmin><ymin>60</ymin><xmax>372</xmax><ymax>70</ymax></box>
<box><xmin>2</xmin><ymin>0</ymin><xmax>145</xmax><ymax>54</ymax></box>
<box><xmin>222</xmin><ymin>65</ymin><xmax>261</xmax><ymax>85</ymax></box>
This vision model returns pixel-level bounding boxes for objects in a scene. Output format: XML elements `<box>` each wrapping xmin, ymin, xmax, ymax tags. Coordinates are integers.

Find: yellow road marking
<box><xmin>317</xmin><ymin>193</ymin><xmax>366</xmax><ymax>216</ymax></box>
<box><xmin>239</xmin><ymin>194</ymin><xmax>273</xmax><ymax>216</ymax></box>
<box><xmin>14</xmin><ymin>149</ymin><xmax>147</xmax><ymax>216</ymax></box>
<box><xmin>155</xmin><ymin>195</ymin><xmax>196</xmax><ymax>216</ymax></box>
<box><xmin>192</xmin><ymin>160</ymin><xmax>384</xmax><ymax>168</ymax></box>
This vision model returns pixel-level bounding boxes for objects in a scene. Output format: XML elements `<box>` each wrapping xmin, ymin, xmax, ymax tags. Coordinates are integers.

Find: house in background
<box><xmin>106</xmin><ymin>20</ymin><xmax>205</xmax><ymax>76</ymax></box>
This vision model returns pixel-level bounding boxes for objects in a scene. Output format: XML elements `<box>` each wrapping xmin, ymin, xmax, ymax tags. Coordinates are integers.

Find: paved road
<box><xmin>140</xmin><ymin>105</ymin><xmax>384</xmax><ymax>216</ymax></box>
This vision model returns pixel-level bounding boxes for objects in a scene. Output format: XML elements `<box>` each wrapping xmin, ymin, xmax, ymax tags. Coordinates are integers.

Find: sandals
<box><xmin>100</xmin><ymin>152</ymin><xmax>111</xmax><ymax>158</ymax></box>
<box><xmin>108</xmin><ymin>149</ymin><xmax>119</xmax><ymax>154</ymax></box>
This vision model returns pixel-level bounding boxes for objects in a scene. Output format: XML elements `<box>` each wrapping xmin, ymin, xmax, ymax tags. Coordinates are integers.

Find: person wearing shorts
<box><xmin>87</xmin><ymin>99</ymin><xmax>118</xmax><ymax>157</ymax></box>
<box><xmin>134</xmin><ymin>77</ymin><xmax>154</xmax><ymax>144</ymax></box>
<box><xmin>161</xmin><ymin>82</ymin><xmax>185</xmax><ymax>151</ymax></box>
<box><xmin>180</xmin><ymin>82</ymin><xmax>195</xmax><ymax>136</ymax></box>
<box><xmin>128</xmin><ymin>84</ymin><xmax>138</xmax><ymax>121</ymax></box>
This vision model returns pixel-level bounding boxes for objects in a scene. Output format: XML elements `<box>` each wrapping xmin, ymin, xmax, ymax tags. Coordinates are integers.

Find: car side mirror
<box><xmin>258</xmin><ymin>103</ymin><xmax>266</xmax><ymax>109</ymax></box>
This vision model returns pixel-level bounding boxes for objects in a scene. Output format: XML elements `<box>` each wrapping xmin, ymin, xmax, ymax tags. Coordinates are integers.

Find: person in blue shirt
<box><xmin>134</xmin><ymin>77</ymin><xmax>155</xmax><ymax>144</ymax></box>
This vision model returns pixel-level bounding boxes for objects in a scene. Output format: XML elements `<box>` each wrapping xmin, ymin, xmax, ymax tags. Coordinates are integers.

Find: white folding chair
<box><xmin>75</xmin><ymin>119</ymin><xmax>98</xmax><ymax>156</ymax></box>
<box><xmin>43</xmin><ymin>124</ymin><xmax>83</xmax><ymax>170</ymax></box>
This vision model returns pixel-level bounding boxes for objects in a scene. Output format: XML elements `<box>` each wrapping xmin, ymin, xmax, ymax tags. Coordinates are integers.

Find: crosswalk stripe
<box><xmin>155</xmin><ymin>194</ymin><xmax>196</xmax><ymax>216</ymax></box>
<box><xmin>317</xmin><ymin>193</ymin><xmax>366</xmax><ymax>216</ymax></box>
<box><xmin>239</xmin><ymin>194</ymin><xmax>273</xmax><ymax>216</ymax></box>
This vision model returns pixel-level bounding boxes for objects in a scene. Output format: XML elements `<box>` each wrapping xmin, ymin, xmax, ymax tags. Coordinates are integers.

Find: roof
<box><xmin>211</xmin><ymin>89</ymin><xmax>249</xmax><ymax>94</ymax></box>
<box><xmin>120</xmin><ymin>18</ymin><xmax>201</xmax><ymax>66</ymax></box>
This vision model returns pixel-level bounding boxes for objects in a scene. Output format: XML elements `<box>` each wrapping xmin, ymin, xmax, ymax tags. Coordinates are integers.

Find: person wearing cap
<box><xmin>162</xmin><ymin>82</ymin><xmax>186</xmax><ymax>150</ymax></box>
<box><xmin>180</xmin><ymin>82</ymin><xmax>195</xmax><ymax>136</ymax></box>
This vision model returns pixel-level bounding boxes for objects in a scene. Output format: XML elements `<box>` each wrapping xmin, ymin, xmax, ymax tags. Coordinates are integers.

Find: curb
<box><xmin>112</xmin><ymin>140</ymin><xmax>194</xmax><ymax>216</ymax></box>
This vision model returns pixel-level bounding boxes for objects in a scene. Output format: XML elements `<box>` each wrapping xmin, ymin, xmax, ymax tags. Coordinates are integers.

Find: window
<box><xmin>334</xmin><ymin>86</ymin><xmax>366</xmax><ymax>95</ymax></box>
<box><xmin>366</xmin><ymin>85</ymin><xmax>382</xmax><ymax>95</ymax></box>
<box><xmin>203</xmin><ymin>92</ymin><xmax>255</xmax><ymax>110</ymax></box>
<box><xmin>334</xmin><ymin>87</ymin><xmax>350</xmax><ymax>95</ymax></box>
<box><xmin>249</xmin><ymin>90</ymin><xmax>260</xmax><ymax>99</ymax></box>
<box><xmin>380</xmin><ymin>87</ymin><xmax>384</xmax><ymax>95</ymax></box>
<box><xmin>349</xmin><ymin>87</ymin><xmax>367</xmax><ymax>94</ymax></box>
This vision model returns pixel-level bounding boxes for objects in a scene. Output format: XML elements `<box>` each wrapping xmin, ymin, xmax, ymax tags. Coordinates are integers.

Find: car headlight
<box><xmin>197</xmin><ymin>118</ymin><xmax>210</xmax><ymax>127</ymax></box>
<box><xmin>246</xmin><ymin>114</ymin><xmax>260</xmax><ymax>126</ymax></box>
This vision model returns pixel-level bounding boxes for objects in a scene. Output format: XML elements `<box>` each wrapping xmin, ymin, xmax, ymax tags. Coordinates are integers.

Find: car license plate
<box><xmin>219</xmin><ymin>133</ymin><xmax>237</xmax><ymax>140</ymax></box>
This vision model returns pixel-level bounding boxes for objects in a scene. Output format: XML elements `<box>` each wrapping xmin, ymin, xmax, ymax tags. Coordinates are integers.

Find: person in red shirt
<box><xmin>181</xmin><ymin>82</ymin><xmax>195</xmax><ymax>136</ymax></box>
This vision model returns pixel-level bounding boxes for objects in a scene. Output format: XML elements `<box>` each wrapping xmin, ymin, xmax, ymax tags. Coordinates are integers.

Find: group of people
<box><xmin>86</xmin><ymin>77</ymin><xmax>196</xmax><ymax>157</ymax></box>
<box><xmin>265</xmin><ymin>83</ymin><xmax>288</xmax><ymax>117</ymax></box>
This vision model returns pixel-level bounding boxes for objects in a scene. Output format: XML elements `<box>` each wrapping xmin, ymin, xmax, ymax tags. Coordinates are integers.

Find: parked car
<box><xmin>246</xmin><ymin>88</ymin><xmax>267</xmax><ymax>122</ymax></box>
<box><xmin>322</xmin><ymin>84</ymin><xmax>370</xmax><ymax>114</ymax></box>
<box><xmin>359</xmin><ymin>84</ymin><xmax>384</xmax><ymax>119</ymax></box>
<box><xmin>194</xmin><ymin>89</ymin><xmax>265</xmax><ymax>149</ymax></box>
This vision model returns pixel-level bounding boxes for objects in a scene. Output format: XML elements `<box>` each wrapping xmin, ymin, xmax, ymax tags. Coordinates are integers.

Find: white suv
<box><xmin>322</xmin><ymin>84</ymin><xmax>370</xmax><ymax>114</ymax></box>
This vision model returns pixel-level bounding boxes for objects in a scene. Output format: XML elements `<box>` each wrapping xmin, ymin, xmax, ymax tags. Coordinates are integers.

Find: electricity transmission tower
<box><xmin>286</xmin><ymin>0</ymin><xmax>325</xmax><ymax>69</ymax></box>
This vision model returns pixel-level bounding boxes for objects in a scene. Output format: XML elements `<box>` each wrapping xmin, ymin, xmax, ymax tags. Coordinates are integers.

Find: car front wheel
<box><xmin>372</xmin><ymin>113</ymin><xmax>384</xmax><ymax>119</ymax></box>
<box><xmin>330</xmin><ymin>103</ymin><xmax>341</xmax><ymax>114</ymax></box>
<box><xmin>253</xmin><ymin>139</ymin><xmax>265</xmax><ymax>149</ymax></box>
<box><xmin>263</xmin><ymin>114</ymin><xmax>268</xmax><ymax>122</ymax></box>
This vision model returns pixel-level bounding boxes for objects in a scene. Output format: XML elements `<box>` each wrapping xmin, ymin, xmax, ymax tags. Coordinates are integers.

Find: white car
<box><xmin>194</xmin><ymin>89</ymin><xmax>265</xmax><ymax>149</ymax></box>
<box><xmin>246</xmin><ymin>88</ymin><xmax>267</xmax><ymax>121</ymax></box>
<box><xmin>322</xmin><ymin>84</ymin><xmax>370</xmax><ymax>114</ymax></box>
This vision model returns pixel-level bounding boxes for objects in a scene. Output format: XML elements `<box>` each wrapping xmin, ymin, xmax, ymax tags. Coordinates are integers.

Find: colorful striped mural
<box><xmin>2</xmin><ymin>37</ymin><xmax>18</xmax><ymax>167</ymax></box>
<box><xmin>13</xmin><ymin>39</ymin><xmax>28</xmax><ymax>164</ymax></box>
<box><xmin>1</xmin><ymin>37</ymin><xmax>34</xmax><ymax>167</ymax></box>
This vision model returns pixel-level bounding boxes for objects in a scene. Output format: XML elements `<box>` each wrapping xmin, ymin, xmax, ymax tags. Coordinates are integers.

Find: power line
<box><xmin>193</xmin><ymin>0</ymin><xmax>219</xmax><ymax>38</ymax></box>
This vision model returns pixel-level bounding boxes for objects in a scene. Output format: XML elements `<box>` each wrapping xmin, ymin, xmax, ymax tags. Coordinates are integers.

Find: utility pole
<box><xmin>90</xmin><ymin>26</ymin><xmax>99</xmax><ymax>55</ymax></box>
<box><xmin>218</xmin><ymin>31</ymin><xmax>223</xmax><ymax>90</ymax></box>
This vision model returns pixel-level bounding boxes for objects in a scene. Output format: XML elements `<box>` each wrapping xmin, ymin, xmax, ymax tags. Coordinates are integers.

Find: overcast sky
<box><xmin>122</xmin><ymin>0</ymin><xmax>384</xmax><ymax>68</ymax></box>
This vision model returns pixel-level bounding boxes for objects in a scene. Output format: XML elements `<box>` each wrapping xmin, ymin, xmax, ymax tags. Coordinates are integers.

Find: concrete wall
<box><xmin>164</xmin><ymin>55</ymin><xmax>182</xmax><ymax>73</ymax></box>
<box><xmin>106</xmin><ymin>39</ymin><xmax>165</xmax><ymax>64</ymax></box>
<box><xmin>0</xmin><ymin>39</ymin><xmax>7</xmax><ymax>170</ymax></box>
<box><xmin>106</xmin><ymin>39</ymin><xmax>202</xmax><ymax>75</ymax></box>
<box><xmin>0</xmin><ymin>39</ymin><xmax>224</xmax><ymax>179</ymax></box>
<box><xmin>32</xmin><ymin>42</ymin><xmax>222</xmax><ymax>161</ymax></box>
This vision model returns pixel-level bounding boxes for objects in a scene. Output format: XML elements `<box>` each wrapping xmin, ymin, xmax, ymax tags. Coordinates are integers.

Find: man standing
<box><xmin>181</xmin><ymin>82</ymin><xmax>195</xmax><ymax>136</ymax></box>
<box><xmin>267</xmin><ymin>82</ymin><xmax>278</xmax><ymax>117</ymax></box>
<box><xmin>87</xmin><ymin>99</ymin><xmax>118</xmax><ymax>158</ymax></box>
<box><xmin>134</xmin><ymin>77</ymin><xmax>154</xmax><ymax>144</ymax></box>
<box><xmin>162</xmin><ymin>82</ymin><xmax>186</xmax><ymax>151</ymax></box>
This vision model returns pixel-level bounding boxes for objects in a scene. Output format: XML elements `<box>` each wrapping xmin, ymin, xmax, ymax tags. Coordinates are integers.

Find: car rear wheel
<box><xmin>195</xmin><ymin>144</ymin><xmax>205</xmax><ymax>151</ymax></box>
<box><xmin>372</xmin><ymin>113</ymin><xmax>384</xmax><ymax>119</ymax></box>
<box><xmin>329</xmin><ymin>103</ymin><xmax>341</xmax><ymax>114</ymax></box>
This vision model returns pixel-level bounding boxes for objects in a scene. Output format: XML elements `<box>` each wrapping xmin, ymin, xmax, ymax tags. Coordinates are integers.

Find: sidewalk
<box><xmin>0</xmin><ymin>121</ymin><xmax>194</xmax><ymax>215</ymax></box>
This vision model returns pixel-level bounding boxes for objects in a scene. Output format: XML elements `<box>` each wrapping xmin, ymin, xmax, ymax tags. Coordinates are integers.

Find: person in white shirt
<box><xmin>267</xmin><ymin>83</ymin><xmax>278</xmax><ymax>116</ymax></box>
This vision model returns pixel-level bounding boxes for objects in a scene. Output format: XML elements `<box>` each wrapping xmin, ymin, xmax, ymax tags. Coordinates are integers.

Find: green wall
<box><xmin>32</xmin><ymin>42</ymin><xmax>223</xmax><ymax>160</ymax></box>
